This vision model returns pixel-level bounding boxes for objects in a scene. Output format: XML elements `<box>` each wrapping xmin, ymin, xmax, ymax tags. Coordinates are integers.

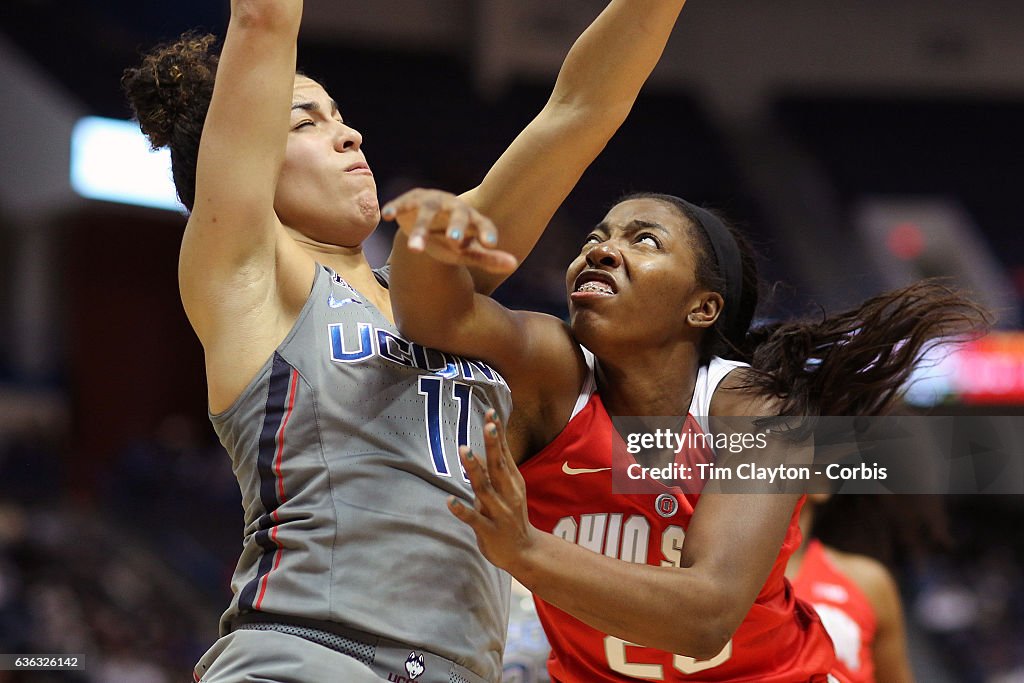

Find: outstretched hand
<box><xmin>448</xmin><ymin>410</ymin><xmax>540</xmax><ymax>573</ymax></box>
<box><xmin>382</xmin><ymin>189</ymin><xmax>518</xmax><ymax>275</ymax></box>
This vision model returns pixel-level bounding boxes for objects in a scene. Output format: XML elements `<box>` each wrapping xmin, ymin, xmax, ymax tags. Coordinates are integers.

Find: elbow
<box><xmin>682</xmin><ymin>625</ymin><xmax>733</xmax><ymax>663</ymax></box>
<box><xmin>545</xmin><ymin>97</ymin><xmax>631</xmax><ymax>142</ymax></box>
<box><xmin>230</xmin><ymin>0</ymin><xmax>301</xmax><ymax>32</ymax></box>
<box><xmin>665</xmin><ymin>587</ymin><xmax>740</xmax><ymax>661</ymax></box>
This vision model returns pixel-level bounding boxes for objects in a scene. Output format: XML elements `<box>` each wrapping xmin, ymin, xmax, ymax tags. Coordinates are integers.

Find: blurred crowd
<box><xmin>910</xmin><ymin>498</ymin><xmax>1024</xmax><ymax>682</ymax></box>
<box><xmin>0</xmin><ymin>422</ymin><xmax>221</xmax><ymax>682</ymax></box>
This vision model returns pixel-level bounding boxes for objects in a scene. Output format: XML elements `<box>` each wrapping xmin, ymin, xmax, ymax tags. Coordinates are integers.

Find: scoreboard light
<box><xmin>70</xmin><ymin>116</ymin><xmax>183</xmax><ymax>213</ymax></box>
<box><xmin>906</xmin><ymin>333</ymin><xmax>1024</xmax><ymax>407</ymax></box>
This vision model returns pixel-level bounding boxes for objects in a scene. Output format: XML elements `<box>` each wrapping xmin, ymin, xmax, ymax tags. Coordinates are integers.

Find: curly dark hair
<box><xmin>122</xmin><ymin>32</ymin><xmax>220</xmax><ymax>211</ymax></box>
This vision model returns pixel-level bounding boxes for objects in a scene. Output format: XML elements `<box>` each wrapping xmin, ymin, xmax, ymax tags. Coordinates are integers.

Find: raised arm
<box><xmin>446</xmin><ymin>0</ymin><xmax>689</xmax><ymax>293</ymax></box>
<box><xmin>179</xmin><ymin>0</ymin><xmax>315</xmax><ymax>408</ymax></box>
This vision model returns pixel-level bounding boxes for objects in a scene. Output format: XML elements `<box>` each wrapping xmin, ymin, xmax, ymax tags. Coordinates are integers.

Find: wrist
<box><xmin>508</xmin><ymin>527</ymin><xmax>548</xmax><ymax>587</ymax></box>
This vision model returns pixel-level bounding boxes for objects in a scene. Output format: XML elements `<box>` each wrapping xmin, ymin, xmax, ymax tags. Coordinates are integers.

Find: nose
<box><xmin>586</xmin><ymin>242</ymin><xmax>622</xmax><ymax>269</ymax></box>
<box><xmin>334</xmin><ymin>122</ymin><xmax>363</xmax><ymax>152</ymax></box>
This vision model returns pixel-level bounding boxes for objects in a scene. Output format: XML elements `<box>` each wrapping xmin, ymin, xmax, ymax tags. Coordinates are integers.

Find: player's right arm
<box><xmin>179</xmin><ymin>0</ymin><xmax>315</xmax><ymax>410</ymax></box>
<box><xmin>452</xmin><ymin>393</ymin><xmax>804</xmax><ymax>659</ymax></box>
<box><xmin>385</xmin><ymin>191</ymin><xmax>584</xmax><ymax>455</ymax></box>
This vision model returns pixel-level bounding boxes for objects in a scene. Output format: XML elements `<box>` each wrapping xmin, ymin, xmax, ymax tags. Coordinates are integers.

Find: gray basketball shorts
<box><xmin>195</xmin><ymin>629</ymin><xmax>384</xmax><ymax>682</ymax></box>
<box><xmin>195</xmin><ymin>626</ymin><xmax>491</xmax><ymax>683</ymax></box>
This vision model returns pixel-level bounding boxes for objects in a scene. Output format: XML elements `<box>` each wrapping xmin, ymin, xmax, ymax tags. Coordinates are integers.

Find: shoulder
<box><xmin>504</xmin><ymin>313</ymin><xmax>590</xmax><ymax>458</ymax></box>
<box><xmin>825</xmin><ymin>547</ymin><xmax>901</xmax><ymax>618</ymax></box>
<box><xmin>708</xmin><ymin>365</ymin><xmax>781</xmax><ymax>418</ymax></box>
<box><xmin>506</xmin><ymin>312</ymin><xmax>581</xmax><ymax>373</ymax></box>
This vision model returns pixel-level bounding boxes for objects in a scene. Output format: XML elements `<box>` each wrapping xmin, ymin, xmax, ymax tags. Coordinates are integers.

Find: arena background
<box><xmin>1</xmin><ymin>1</ymin><xmax>1022</xmax><ymax>681</ymax></box>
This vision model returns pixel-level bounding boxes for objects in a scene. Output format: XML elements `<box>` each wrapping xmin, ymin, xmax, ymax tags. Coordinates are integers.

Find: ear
<box><xmin>685</xmin><ymin>292</ymin><xmax>724</xmax><ymax>329</ymax></box>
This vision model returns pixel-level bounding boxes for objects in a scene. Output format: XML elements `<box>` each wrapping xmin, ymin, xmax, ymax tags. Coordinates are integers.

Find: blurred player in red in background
<box><xmin>788</xmin><ymin>493</ymin><xmax>918</xmax><ymax>683</ymax></box>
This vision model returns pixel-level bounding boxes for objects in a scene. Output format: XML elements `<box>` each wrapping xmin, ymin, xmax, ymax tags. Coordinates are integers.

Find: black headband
<box><xmin>679</xmin><ymin>200</ymin><xmax>744</xmax><ymax>342</ymax></box>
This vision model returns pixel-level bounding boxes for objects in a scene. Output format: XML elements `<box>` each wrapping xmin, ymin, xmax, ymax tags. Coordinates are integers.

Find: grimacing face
<box><xmin>272</xmin><ymin>76</ymin><xmax>380</xmax><ymax>247</ymax></box>
<box><xmin>565</xmin><ymin>197</ymin><xmax>722</xmax><ymax>351</ymax></box>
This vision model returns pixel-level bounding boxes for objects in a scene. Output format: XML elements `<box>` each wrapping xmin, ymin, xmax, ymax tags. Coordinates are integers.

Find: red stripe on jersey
<box><xmin>275</xmin><ymin>369</ymin><xmax>300</xmax><ymax>503</ymax></box>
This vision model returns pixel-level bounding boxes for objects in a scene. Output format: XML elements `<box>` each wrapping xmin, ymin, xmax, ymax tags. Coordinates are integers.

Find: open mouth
<box><xmin>572</xmin><ymin>270</ymin><xmax>618</xmax><ymax>298</ymax></box>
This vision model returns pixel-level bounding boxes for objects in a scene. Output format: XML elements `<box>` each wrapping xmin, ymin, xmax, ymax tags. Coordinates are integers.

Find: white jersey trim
<box><xmin>688</xmin><ymin>356</ymin><xmax>750</xmax><ymax>434</ymax></box>
<box><xmin>567</xmin><ymin>351</ymin><xmax>747</xmax><ymax>429</ymax></box>
<box><xmin>568</xmin><ymin>347</ymin><xmax>598</xmax><ymax>421</ymax></box>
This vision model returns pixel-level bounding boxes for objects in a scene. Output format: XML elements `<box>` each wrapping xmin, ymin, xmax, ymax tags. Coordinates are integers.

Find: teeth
<box><xmin>578</xmin><ymin>281</ymin><xmax>613</xmax><ymax>294</ymax></box>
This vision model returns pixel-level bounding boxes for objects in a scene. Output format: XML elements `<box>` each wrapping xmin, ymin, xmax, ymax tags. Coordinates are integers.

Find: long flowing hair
<box><xmin>624</xmin><ymin>193</ymin><xmax>991</xmax><ymax>418</ymax></box>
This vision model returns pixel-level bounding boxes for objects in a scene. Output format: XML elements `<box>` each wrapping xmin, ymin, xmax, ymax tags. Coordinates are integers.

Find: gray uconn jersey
<box><xmin>210</xmin><ymin>264</ymin><xmax>512</xmax><ymax>680</ymax></box>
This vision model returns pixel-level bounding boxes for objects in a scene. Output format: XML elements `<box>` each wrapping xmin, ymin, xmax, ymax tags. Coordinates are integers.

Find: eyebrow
<box><xmin>290</xmin><ymin>99</ymin><xmax>340</xmax><ymax>115</ymax></box>
<box><xmin>591</xmin><ymin>219</ymin><xmax>669</xmax><ymax>235</ymax></box>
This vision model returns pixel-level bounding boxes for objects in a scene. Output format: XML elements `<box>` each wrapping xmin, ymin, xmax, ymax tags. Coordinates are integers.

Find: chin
<box><xmin>571</xmin><ymin>310</ymin><xmax>640</xmax><ymax>357</ymax></box>
<box><xmin>357</xmin><ymin>189</ymin><xmax>381</xmax><ymax>224</ymax></box>
<box><xmin>569</xmin><ymin>311</ymin><xmax>607</xmax><ymax>350</ymax></box>
<box><xmin>329</xmin><ymin>206</ymin><xmax>381</xmax><ymax>248</ymax></box>
<box><xmin>341</xmin><ymin>219</ymin><xmax>379</xmax><ymax>249</ymax></box>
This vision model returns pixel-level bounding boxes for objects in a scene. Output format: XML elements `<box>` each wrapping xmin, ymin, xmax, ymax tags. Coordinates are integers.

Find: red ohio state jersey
<box><xmin>519</xmin><ymin>355</ymin><xmax>836</xmax><ymax>683</ymax></box>
<box><xmin>791</xmin><ymin>541</ymin><xmax>877</xmax><ymax>683</ymax></box>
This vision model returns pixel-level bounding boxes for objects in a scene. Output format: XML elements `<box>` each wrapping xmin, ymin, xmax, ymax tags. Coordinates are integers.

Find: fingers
<box><xmin>381</xmin><ymin>189</ymin><xmax>505</xmax><ymax>258</ymax></box>
<box><xmin>465</xmin><ymin>410</ymin><xmax>528</xmax><ymax>512</ymax></box>
<box><xmin>381</xmin><ymin>189</ymin><xmax>446</xmax><ymax>252</ymax></box>
<box><xmin>482</xmin><ymin>410</ymin><xmax>509</xmax><ymax>487</ymax></box>
<box><xmin>438</xmin><ymin>201</ymin><xmax>496</xmax><ymax>249</ymax></box>
<box><xmin>380</xmin><ymin>190</ymin><xmax>424</xmax><ymax>225</ymax></box>
<box><xmin>448</xmin><ymin>413</ymin><xmax>531</xmax><ymax>572</ymax></box>
<box><xmin>408</xmin><ymin>203</ymin><xmax>438</xmax><ymax>252</ymax></box>
<box><xmin>380</xmin><ymin>201</ymin><xmax>399</xmax><ymax>221</ymax></box>
<box><xmin>491</xmin><ymin>411</ymin><xmax>520</xmax><ymax>475</ymax></box>
<box><xmin>484</xmin><ymin>410</ymin><xmax>527</xmax><ymax>502</ymax></box>
<box><xmin>457</xmin><ymin>243</ymin><xmax>518</xmax><ymax>275</ymax></box>
<box><xmin>415</xmin><ymin>231</ymin><xmax>517</xmax><ymax>273</ymax></box>
<box><xmin>459</xmin><ymin>445</ymin><xmax>499</xmax><ymax>512</ymax></box>
<box><xmin>469</xmin><ymin>208</ymin><xmax>499</xmax><ymax>248</ymax></box>
<box><xmin>447</xmin><ymin>204</ymin><xmax>470</xmax><ymax>247</ymax></box>
<box><xmin>447</xmin><ymin>495</ymin><xmax>492</xmax><ymax>532</ymax></box>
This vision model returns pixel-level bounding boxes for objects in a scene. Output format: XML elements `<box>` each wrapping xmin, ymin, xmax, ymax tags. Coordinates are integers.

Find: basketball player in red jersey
<box><xmin>788</xmin><ymin>494</ymin><xmax>915</xmax><ymax>683</ymax></box>
<box><xmin>385</xmin><ymin>190</ymin><xmax>985</xmax><ymax>682</ymax></box>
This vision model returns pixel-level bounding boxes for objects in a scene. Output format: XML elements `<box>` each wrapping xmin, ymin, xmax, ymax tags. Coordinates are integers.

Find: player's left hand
<box><xmin>382</xmin><ymin>189</ymin><xmax>518</xmax><ymax>275</ymax></box>
<box><xmin>448</xmin><ymin>410</ymin><xmax>540</xmax><ymax>572</ymax></box>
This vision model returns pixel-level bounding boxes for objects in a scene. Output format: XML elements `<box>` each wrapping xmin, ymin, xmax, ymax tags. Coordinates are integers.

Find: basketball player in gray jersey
<box><xmin>122</xmin><ymin>0</ymin><xmax>691</xmax><ymax>680</ymax></box>
<box><xmin>211</xmin><ymin>262</ymin><xmax>514</xmax><ymax>681</ymax></box>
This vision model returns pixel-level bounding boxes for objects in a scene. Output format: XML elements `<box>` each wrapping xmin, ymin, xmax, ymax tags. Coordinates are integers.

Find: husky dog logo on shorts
<box><xmin>405</xmin><ymin>652</ymin><xmax>425</xmax><ymax>679</ymax></box>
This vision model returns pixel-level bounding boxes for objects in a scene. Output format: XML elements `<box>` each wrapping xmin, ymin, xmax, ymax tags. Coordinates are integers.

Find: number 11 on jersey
<box><xmin>418</xmin><ymin>376</ymin><xmax>473</xmax><ymax>481</ymax></box>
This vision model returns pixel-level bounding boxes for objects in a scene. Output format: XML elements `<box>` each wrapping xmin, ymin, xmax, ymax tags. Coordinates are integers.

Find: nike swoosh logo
<box><xmin>328</xmin><ymin>294</ymin><xmax>361</xmax><ymax>308</ymax></box>
<box><xmin>562</xmin><ymin>462</ymin><xmax>612</xmax><ymax>476</ymax></box>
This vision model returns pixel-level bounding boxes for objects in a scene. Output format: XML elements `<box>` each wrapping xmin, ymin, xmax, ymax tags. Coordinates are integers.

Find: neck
<box><xmin>289</xmin><ymin>229</ymin><xmax>392</xmax><ymax>319</ymax></box>
<box><xmin>286</xmin><ymin>228</ymin><xmax>380</xmax><ymax>282</ymax></box>
<box><xmin>786</xmin><ymin>503</ymin><xmax>817</xmax><ymax>579</ymax></box>
<box><xmin>289</xmin><ymin>232</ymin><xmax>370</xmax><ymax>271</ymax></box>
<box><xmin>595</xmin><ymin>341</ymin><xmax>703</xmax><ymax>418</ymax></box>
